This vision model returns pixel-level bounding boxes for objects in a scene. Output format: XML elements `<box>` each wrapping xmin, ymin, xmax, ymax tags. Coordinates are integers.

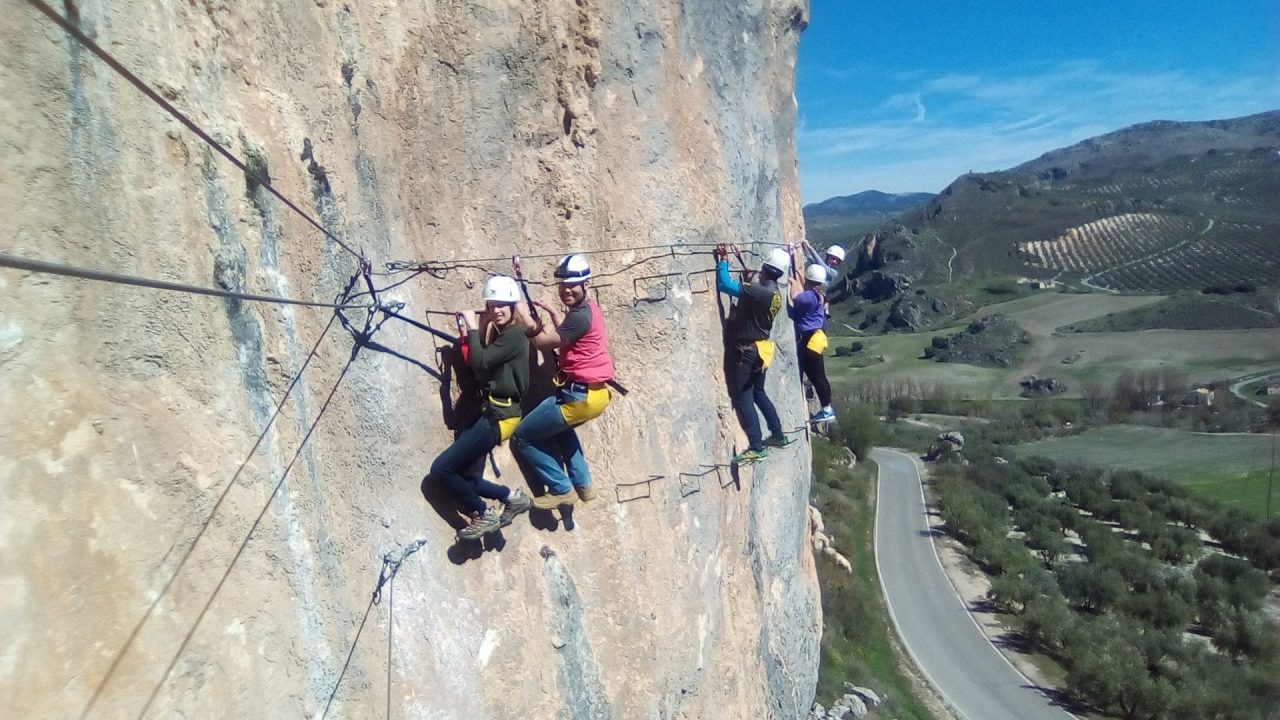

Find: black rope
<box><xmin>137</xmin><ymin>349</ymin><xmax>359</xmax><ymax>720</ymax></box>
<box><xmin>320</xmin><ymin>539</ymin><xmax>426</xmax><ymax>720</ymax></box>
<box><xmin>77</xmin><ymin>310</ymin><xmax>342</xmax><ymax>720</ymax></box>
<box><xmin>23</xmin><ymin>0</ymin><xmax>364</xmax><ymax>261</ymax></box>
<box><xmin>0</xmin><ymin>252</ymin><xmax>373</xmax><ymax>310</ymax></box>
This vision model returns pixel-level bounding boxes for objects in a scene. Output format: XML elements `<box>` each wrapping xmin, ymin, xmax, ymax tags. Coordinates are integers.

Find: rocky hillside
<box><xmin>833</xmin><ymin>111</ymin><xmax>1280</xmax><ymax>331</ymax></box>
<box><xmin>0</xmin><ymin>1</ymin><xmax>820</xmax><ymax>718</ymax></box>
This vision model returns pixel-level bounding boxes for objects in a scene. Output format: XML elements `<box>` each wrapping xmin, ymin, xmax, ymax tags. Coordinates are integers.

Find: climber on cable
<box><xmin>789</xmin><ymin>244</ymin><xmax>836</xmax><ymax>424</ymax></box>
<box><xmin>714</xmin><ymin>243</ymin><xmax>792</xmax><ymax>464</ymax></box>
<box><xmin>426</xmin><ymin>275</ymin><xmax>533</xmax><ymax>540</ymax></box>
<box><xmin>801</xmin><ymin>240</ymin><xmax>845</xmax><ymax>285</ymax></box>
<box><xmin>514</xmin><ymin>254</ymin><xmax>615</xmax><ymax>509</ymax></box>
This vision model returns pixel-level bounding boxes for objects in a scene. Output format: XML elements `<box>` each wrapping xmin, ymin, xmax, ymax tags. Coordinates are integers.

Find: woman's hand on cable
<box><xmin>458</xmin><ymin>309</ymin><xmax>478</xmax><ymax>330</ymax></box>
<box><xmin>713</xmin><ymin>243</ymin><xmax>727</xmax><ymax>261</ymax></box>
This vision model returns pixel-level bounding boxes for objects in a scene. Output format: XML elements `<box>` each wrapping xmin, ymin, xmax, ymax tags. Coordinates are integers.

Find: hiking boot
<box><xmin>499</xmin><ymin>489</ymin><xmax>532</xmax><ymax>527</ymax></box>
<box><xmin>576</xmin><ymin>485</ymin><xmax>598</xmax><ymax>502</ymax></box>
<box><xmin>732</xmin><ymin>448</ymin><xmax>769</xmax><ymax>464</ymax></box>
<box><xmin>458</xmin><ymin>508</ymin><xmax>501</xmax><ymax>540</ymax></box>
<box><xmin>532</xmin><ymin>490</ymin><xmax>578</xmax><ymax>510</ymax></box>
<box><xmin>763</xmin><ymin>434</ymin><xmax>793</xmax><ymax>449</ymax></box>
<box><xmin>810</xmin><ymin>407</ymin><xmax>836</xmax><ymax>423</ymax></box>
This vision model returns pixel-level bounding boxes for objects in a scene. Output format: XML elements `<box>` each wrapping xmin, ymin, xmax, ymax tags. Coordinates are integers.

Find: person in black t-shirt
<box><xmin>714</xmin><ymin>243</ymin><xmax>794</xmax><ymax>464</ymax></box>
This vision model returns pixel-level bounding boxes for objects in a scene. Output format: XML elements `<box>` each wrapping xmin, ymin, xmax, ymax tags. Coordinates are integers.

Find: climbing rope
<box><xmin>136</xmin><ymin>347</ymin><xmax>361</xmax><ymax>720</ymax></box>
<box><xmin>23</xmin><ymin>0</ymin><xmax>365</xmax><ymax>261</ymax></box>
<box><xmin>0</xmin><ymin>252</ymin><xmax>374</xmax><ymax>310</ymax></box>
<box><xmin>372</xmin><ymin>538</ymin><xmax>428</xmax><ymax>605</ymax></box>
<box><xmin>319</xmin><ymin>538</ymin><xmax>427</xmax><ymax>720</ymax></box>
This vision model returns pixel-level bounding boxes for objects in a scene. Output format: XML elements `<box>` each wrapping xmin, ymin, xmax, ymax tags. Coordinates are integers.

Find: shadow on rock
<box><xmin>528</xmin><ymin>505</ymin><xmax>575</xmax><ymax>532</ymax></box>
<box><xmin>447</xmin><ymin>532</ymin><xmax>507</xmax><ymax>565</ymax></box>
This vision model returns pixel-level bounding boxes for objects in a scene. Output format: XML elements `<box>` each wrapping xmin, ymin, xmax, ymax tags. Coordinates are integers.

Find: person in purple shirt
<box><xmin>789</xmin><ymin>245</ymin><xmax>835</xmax><ymax>423</ymax></box>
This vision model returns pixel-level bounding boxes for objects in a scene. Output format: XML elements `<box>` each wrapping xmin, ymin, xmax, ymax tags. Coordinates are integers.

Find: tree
<box><xmin>832</xmin><ymin>400</ymin><xmax>882</xmax><ymax>459</ymax></box>
<box><xmin>1058</xmin><ymin>562</ymin><xmax>1127</xmax><ymax>613</ymax></box>
<box><xmin>1026</xmin><ymin>523</ymin><xmax>1070</xmax><ymax>565</ymax></box>
<box><xmin>1022</xmin><ymin>594</ymin><xmax>1074</xmax><ymax>652</ymax></box>
<box><xmin>1065</xmin><ymin>623</ymin><xmax>1150</xmax><ymax>718</ymax></box>
<box><xmin>990</xmin><ymin>567</ymin><xmax>1058</xmax><ymax>615</ymax></box>
<box><xmin>1212</xmin><ymin>606</ymin><xmax>1280</xmax><ymax>661</ymax></box>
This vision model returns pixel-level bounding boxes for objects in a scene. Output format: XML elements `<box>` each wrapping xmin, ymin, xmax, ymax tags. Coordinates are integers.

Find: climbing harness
<box><xmin>805</xmin><ymin>329</ymin><xmax>829</xmax><ymax>354</ymax></box>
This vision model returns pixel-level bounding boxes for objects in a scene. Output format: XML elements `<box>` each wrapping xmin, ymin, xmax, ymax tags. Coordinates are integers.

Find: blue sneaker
<box><xmin>810</xmin><ymin>407</ymin><xmax>837</xmax><ymax>423</ymax></box>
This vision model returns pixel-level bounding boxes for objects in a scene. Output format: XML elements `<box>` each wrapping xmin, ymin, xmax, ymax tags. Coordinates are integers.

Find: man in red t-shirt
<box><xmin>514</xmin><ymin>254</ymin><xmax>615</xmax><ymax>509</ymax></box>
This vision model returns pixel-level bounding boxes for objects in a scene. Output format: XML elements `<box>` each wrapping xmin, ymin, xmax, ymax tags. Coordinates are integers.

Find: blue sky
<box><xmin>796</xmin><ymin>1</ymin><xmax>1280</xmax><ymax>203</ymax></box>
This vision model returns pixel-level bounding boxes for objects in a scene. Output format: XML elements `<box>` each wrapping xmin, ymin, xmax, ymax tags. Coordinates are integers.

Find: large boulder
<box><xmin>858</xmin><ymin>270</ymin><xmax>913</xmax><ymax>301</ymax></box>
<box><xmin>924</xmin><ymin>431</ymin><xmax>965</xmax><ymax>462</ymax></box>
<box><xmin>922</xmin><ymin>313</ymin><xmax>1031</xmax><ymax>367</ymax></box>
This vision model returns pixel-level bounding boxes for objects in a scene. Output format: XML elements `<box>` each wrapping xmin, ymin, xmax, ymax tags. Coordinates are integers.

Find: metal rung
<box><xmin>685</xmin><ymin>270</ymin><xmax>713</xmax><ymax>294</ymax></box>
<box><xmin>679</xmin><ymin>466</ymin><xmax>720</xmax><ymax>497</ymax></box>
<box><xmin>632</xmin><ymin>272</ymin><xmax>682</xmax><ymax>304</ymax></box>
<box><xmin>614</xmin><ymin>475</ymin><xmax>664</xmax><ymax>503</ymax></box>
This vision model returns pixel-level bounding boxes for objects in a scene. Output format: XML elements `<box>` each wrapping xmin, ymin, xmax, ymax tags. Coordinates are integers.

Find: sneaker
<box><xmin>532</xmin><ymin>490</ymin><xmax>578</xmax><ymax>510</ymax></box>
<box><xmin>731</xmin><ymin>448</ymin><xmax>769</xmax><ymax>464</ymax></box>
<box><xmin>763</xmin><ymin>434</ymin><xmax>793</xmax><ymax>449</ymax></box>
<box><xmin>499</xmin><ymin>489</ymin><xmax>532</xmax><ymax>527</ymax></box>
<box><xmin>810</xmin><ymin>407</ymin><xmax>837</xmax><ymax>423</ymax></box>
<box><xmin>576</xmin><ymin>485</ymin><xmax>598</xmax><ymax>502</ymax></box>
<box><xmin>458</xmin><ymin>508</ymin><xmax>501</xmax><ymax>540</ymax></box>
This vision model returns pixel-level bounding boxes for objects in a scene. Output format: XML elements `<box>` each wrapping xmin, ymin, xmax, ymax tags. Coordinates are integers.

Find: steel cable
<box><xmin>23</xmin><ymin>0</ymin><xmax>364</xmax><ymax>260</ymax></box>
<box><xmin>0</xmin><ymin>252</ymin><xmax>374</xmax><ymax>310</ymax></box>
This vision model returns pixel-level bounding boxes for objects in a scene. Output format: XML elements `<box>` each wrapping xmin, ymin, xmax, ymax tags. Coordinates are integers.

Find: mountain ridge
<box><xmin>825</xmin><ymin>110</ymin><xmax>1280</xmax><ymax>332</ymax></box>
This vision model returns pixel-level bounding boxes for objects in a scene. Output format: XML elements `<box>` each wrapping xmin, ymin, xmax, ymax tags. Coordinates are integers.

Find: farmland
<box><xmin>1014</xmin><ymin>425</ymin><xmax>1276</xmax><ymax>514</ymax></box>
<box><xmin>826</xmin><ymin>292</ymin><xmax>1279</xmax><ymax>398</ymax></box>
<box><xmin>1019</xmin><ymin>212</ymin><xmax>1197</xmax><ymax>275</ymax></box>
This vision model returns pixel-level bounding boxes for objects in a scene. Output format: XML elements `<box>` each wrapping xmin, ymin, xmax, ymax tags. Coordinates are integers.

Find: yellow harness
<box><xmin>486</xmin><ymin>394</ymin><xmax>520</xmax><ymax>442</ymax></box>
<box><xmin>754</xmin><ymin>339</ymin><xmax>777</xmax><ymax>369</ymax></box>
<box><xmin>805</xmin><ymin>329</ymin><xmax>829</xmax><ymax>354</ymax></box>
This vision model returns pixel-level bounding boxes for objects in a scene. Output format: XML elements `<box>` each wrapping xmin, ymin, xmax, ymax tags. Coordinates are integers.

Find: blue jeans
<box><xmin>731</xmin><ymin>343</ymin><xmax>783</xmax><ymax>451</ymax></box>
<box><xmin>512</xmin><ymin>389</ymin><xmax>592</xmax><ymax>495</ymax></box>
<box><xmin>429</xmin><ymin>415</ymin><xmax>509</xmax><ymax>515</ymax></box>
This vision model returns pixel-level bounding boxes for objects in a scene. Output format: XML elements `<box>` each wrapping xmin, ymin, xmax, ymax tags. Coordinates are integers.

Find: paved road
<box><xmin>871</xmin><ymin>447</ymin><xmax>1073</xmax><ymax>720</ymax></box>
<box><xmin>1228</xmin><ymin>369</ymin><xmax>1278</xmax><ymax>408</ymax></box>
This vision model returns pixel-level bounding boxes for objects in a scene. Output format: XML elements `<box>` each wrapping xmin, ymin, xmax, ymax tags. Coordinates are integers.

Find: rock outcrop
<box><xmin>808</xmin><ymin>505</ymin><xmax>852</xmax><ymax>574</ymax></box>
<box><xmin>924</xmin><ymin>431</ymin><xmax>965</xmax><ymax>462</ymax></box>
<box><xmin>922</xmin><ymin>313</ymin><xmax>1031</xmax><ymax>367</ymax></box>
<box><xmin>0</xmin><ymin>1</ymin><xmax>819</xmax><ymax>718</ymax></box>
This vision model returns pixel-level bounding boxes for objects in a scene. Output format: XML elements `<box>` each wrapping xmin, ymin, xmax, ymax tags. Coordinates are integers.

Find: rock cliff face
<box><xmin>1</xmin><ymin>1</ymin><xmax>818</xmax><ymax>718</ymax></box>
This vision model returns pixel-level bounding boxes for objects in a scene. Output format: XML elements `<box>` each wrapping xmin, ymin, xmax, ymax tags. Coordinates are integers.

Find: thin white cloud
<box><xmin>799</xmin><ymin>60</ymin><xmax>1280</xmax><ymax>201</ymax></box>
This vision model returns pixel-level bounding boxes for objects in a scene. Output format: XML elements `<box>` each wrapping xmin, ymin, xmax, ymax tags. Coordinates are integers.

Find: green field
<box><xmin>828</xmin><ymin>292</ymin><xmax>1280</xmax><ymax>399</ymax></box>
<box><xmin>1015</xmin><ymin>425</ymin><xmax>1277</xmax><ymax>515</ymax></box>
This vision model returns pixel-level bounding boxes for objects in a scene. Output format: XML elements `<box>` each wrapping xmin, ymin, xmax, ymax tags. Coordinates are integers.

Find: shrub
<box><xmin>832</xmin><ymin>400</ymin><xmax>882</xmax><ymax>460</ymax></box>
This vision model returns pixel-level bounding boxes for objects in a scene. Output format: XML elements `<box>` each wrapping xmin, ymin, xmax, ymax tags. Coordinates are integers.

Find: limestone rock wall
<box><xmin>0</xmin><ymin>1</ymin><xmax>817</xmax><ymax>717</ymax></box>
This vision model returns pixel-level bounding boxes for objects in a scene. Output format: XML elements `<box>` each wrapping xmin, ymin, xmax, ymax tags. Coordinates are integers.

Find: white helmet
<box><xmin>824</xmin><ymin>244</ymin><xmax>846</xmax><ymax>263</ymax></box>
<box><xmin>483</xmin><ymin>275</ymin><xmax>521</xmax><ymax>304</ymax></box>
<box><xmin>554</xmin><ymin>254</ymin><xmax>591</xmax><ymax>284</ymax></box>
<box><xmin>805</xmin><ymin>263</ymin><xmax>829</xmax><ymax>284</ymax></box>
<box><xmin>763</xmin><ymin>247</ymin><xmax>791</xmax><ymax>274</ymax></box>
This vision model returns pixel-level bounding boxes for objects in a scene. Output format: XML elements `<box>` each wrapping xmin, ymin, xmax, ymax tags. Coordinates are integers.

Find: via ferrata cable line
<box><xmin>0</xmin><ymin>252</ymin><xmax>374</xmax><ymax>310</ymax></box>
<box><xmin>23</xmin><ymin>0</ymin><xmax>365</xmax><ymax>261</ymax></box>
